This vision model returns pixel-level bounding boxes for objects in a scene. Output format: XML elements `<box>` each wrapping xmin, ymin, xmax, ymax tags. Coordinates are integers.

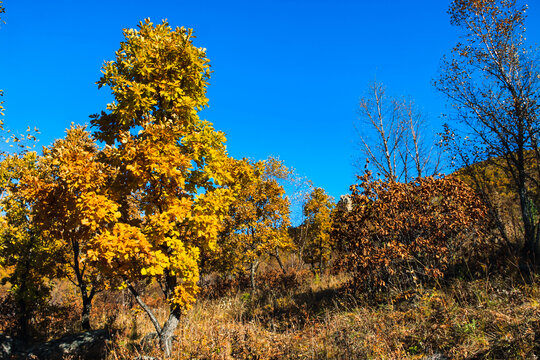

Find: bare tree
<box><xmin>435</xmin><ymin>0</ymin><xmax>540</xmax><ymax>259</ymax></box>
<box><xmin>355</xmin><ymin>81</ymin><xmax>441</xmax><ymax>182</ymax></box>
<box><xmin>403</xmin><ymin>100</ymin><xmax>441</xmax><ymax>179</ymax></box>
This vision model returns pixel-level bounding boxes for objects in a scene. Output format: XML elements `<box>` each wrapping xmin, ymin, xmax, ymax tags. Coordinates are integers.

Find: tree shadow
<box><xmin>241</xmin><ymin>281</ymin><xmax>353</xmax><ymax>333</ymax></box>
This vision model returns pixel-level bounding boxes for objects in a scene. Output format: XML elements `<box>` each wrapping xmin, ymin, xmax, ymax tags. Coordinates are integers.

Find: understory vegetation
<box><xmin>2</xmin><ymin>265</ymin><xmax>540</xmax><ymax>359</ymax></box>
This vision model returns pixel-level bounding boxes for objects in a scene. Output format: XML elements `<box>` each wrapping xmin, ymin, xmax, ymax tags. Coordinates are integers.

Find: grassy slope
<box><xmin>93</xmin><ymin>269</ymin><xmax>540</xmax><ymax>359</ymax></box>
<box><xmin>1</xmin><ymin>262</ymin><xmax>539</xmax><ymax>359</ymax></box>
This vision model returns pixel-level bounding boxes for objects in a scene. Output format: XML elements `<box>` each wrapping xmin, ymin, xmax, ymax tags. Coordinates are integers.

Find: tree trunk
<box><xmin>519</xmin><ymin>189</ymin><xmax>537</xmax><ymax>261</ymax></box>
<box><xmin>273</xmin><ymin>249</ymin><xmax>286</xmax><ymax>274</ymax></box>
<box><xmin>127</xmin><ymin>283</ymin><xmax>162</xmax><ymax>336</ymax></box>
<box><xmin>516</xmin><ymin>151</ymin><xmax>538</xmax><ymax>263</ymax></box>
<box><xmin>16</xmin><ymin>253</ymin><xmax>32</xmax><ymax>340</ymax></box>
<box><xmin>81</xmin><ymin>294</ymin><xmax>93</xmax><ymax>331</ymax></box>
<box><xmin>249</xmin><ymin>261</ymin><xmax>259</xmax><ymax>291</ymax></box>
<box><xmin>127</xmin><ymin>281</ymin><xmax>183</xmax><ymax>358</ymax></box>
<box><xmin>159</xmin><ymin>307</ymin><xmax>181</xmax><ymax>357</ymax></box>
<box><xmin>16</xmin><ymin>295</ymin><xmax>29</xmax><ymax>341</ymax></box>
<box><xmin>72</xmin><ymin>239</ymin><xmax>97</xmax><ymax>331</ymax></box>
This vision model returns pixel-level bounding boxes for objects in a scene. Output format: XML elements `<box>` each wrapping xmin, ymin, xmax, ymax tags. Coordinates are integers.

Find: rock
<box><xmin>338</xmin><ymin>194</ymin><xmax>353</xmax><ymax>212</ymax></box>
<box><xmin>0</xmin><ymin>333</ymin><xmax>26</xmax><ymax>359</ymax></box>
<box><xmin>30</xmin><ymin>329</ymin><xmax>110</xmax><ymax>359</ymax></box>
<box><xmin>0</xmin><ymin>329</ymin><xmax>112</xmax><ymax>360</ymax></box>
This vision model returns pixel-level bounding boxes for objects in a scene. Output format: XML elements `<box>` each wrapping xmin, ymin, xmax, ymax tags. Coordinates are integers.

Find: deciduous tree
<box><xmin>356</xmin><ymin>81</ymin><xmax>441</xmax><ymax>182</ymax></box>
<box><xmin>298</xmin><ymin>188</ymin><xmax>334</xmax><ymax>275</ymax></box>
<box><xmin>89</xmin><ymin>19</ymin><xmax>233</xmax><ymax>356</ymax></box>
<box><xmin>15</xmin><ymin>125</ymin><xmax>119</xmax><ymax>331</ymax></box>
<box><xmin>435</xmin><ymin>0</ymin><xmax>540</xmax><ymax>260</ymax></box>
<box><xmin>213</xmin><ymin>157</ymin><xmax>293</xmax><ymax>290</ymax></box>
<box><xmin>0</xmin><ymin>152</ymin><xmax>59</xmax><ymax>339</ymax></box>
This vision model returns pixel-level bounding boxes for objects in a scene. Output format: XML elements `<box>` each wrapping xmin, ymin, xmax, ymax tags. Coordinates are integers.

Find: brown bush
<box><xmin>332</xmin><ymin>174</ymin><xmax>497</xmax><ymax>299</ymax></box>
<box><xmin>199</xmin><ymin>267</ymin><xmax>311</xmax><ymax>300</ymax></box>
<box><xmin>0</xmin><ymin>294</ymin><xmax>18</xmax><ymax>335</ymax></box>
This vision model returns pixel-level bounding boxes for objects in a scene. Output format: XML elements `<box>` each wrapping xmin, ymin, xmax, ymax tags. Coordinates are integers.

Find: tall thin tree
<box><xmin>435</xmin><ymin>0</ymin><xmax>540</xmax><ymax>259</ymax></box>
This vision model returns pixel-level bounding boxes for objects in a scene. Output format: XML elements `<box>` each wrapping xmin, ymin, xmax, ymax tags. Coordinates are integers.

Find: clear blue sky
<box><xmin>1</xmin><ymin>0</ymin><xmax>539</xmax><ymax>202</ymax></box>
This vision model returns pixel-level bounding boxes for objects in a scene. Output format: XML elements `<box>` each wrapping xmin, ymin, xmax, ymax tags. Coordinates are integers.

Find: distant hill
<box><xmin>451</xmin><ymin>151</ymin><xmax>540</xmax><ymax>245</ymax></box>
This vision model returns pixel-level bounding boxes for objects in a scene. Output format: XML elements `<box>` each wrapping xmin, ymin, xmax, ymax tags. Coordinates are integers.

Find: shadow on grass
<box><xmin>241</xmin><ymin>281</ymin><xmax>354</xmax><ymax>332</ymax></box>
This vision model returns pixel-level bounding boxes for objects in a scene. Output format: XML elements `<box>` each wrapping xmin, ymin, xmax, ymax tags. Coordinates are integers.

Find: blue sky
<box><xmin>1</xmin><ymin>0</ymin><xmax>539</xmax><ymax>202</ymax></box>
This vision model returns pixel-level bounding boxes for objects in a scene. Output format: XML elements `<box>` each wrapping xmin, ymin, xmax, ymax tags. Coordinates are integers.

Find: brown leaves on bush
<box><xmin>199</xmin><ymin>268</ymin><xmax>311</xmax><ymax>300</ymax></box>
<box><xmin>332</xmin><ymin>173</ymin><xmax>497</xmax><ymax>299</ymax></box>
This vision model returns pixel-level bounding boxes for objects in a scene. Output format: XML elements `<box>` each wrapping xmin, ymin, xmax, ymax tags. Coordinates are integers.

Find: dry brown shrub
<box><xmin>199</xmin><ymin>267</ymin><xmax>311</xmax><ymax>300</ymax></box>
<box><xmin>199</xmin><ymin>273</ymin><xmax>251</xmax><ymax>299</ymax></box>
<box><xmin>0</xmin><ymin>293</ymin><xmax>18</xmax><ymax>335</ymax></box>
<box><xmin>332</xmin><ymin>174</ymin><xmax>498</xmax><ymax>300</ymax></box>
<box><xmin>256</xmin><ymin>268</ymin><xmax>311</xmax><ymax>294</ymax></box>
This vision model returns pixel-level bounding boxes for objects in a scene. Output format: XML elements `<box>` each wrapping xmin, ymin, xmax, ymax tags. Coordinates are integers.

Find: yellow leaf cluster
<box><xmin>3</xmin><ymin>126</ymin><xmax>118</xmax><ymax>302</ymax></box>
<box><xmin>89</xmin><ymin>223</ymin><xmax>167</xmax><ymax>278</ymax></box>
<box><xmin>90</xmin><ymin>20</ymin><xmax>236</xmax><ymax>311</ymax></box>
<box><xmin>300</xmin><ymin>187</ymin><xmax>335</xmax><ymax>272</ymax></box>
<box><xmin>78</xmin><ymin>193</ymin><xmax>120</xmax><ymax>231</ymax></box>
<box><xmin>211</xmin><ymin>158</ymin><xmax>293</xmax><ymax>275</ymax></box>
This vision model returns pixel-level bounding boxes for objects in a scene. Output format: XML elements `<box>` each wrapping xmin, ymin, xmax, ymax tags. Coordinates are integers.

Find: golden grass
<box><xmin>2</xmin><ymin>267</ymin><xmax>538</xmax><ymax>359</ymax></box>
<box><xmin>98</xmin><ymin>271</ymin><xmax>540</xmax><ymax>359</ymax></box>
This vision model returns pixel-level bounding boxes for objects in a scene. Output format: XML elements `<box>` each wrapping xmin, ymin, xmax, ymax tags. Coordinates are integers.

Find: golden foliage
<box><xmin>0</xmin><ymin>152</ymin><xmax>59</xmax><ymax>336</ymax></box>
<box><xmin>18</xmin><ymin>125</ymin><xmax>119</xmax><ymax>280</ymax></box>
<box><xmin>210</xmin><ymin>157</ymin><xmax>293</xmax><ymax>277</ymax></box>
<box><xmin>299</xmin><ymin>187</ymin><xmax>335</xmax><ymax>273</ymax></box>
<box><xmin>4</xmin><ymin>125</ymin><xmax>120</xmax><ymax>330</ymax></box>
<box><xmin>90</xmin><ymin>19</ymin><xmax>234</xmax><ymax>315</ymax></box>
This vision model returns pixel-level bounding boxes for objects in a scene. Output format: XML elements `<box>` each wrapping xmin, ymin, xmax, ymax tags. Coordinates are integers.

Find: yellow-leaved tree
<box><xmin>88</xmin><ymin>19</ymin><xmax>233</xmax><ymax>356</ymax></box>
<box><xmin>299</xmin><ymin>187</ymin><xmax>334</xmax><ymax>275</ymax></box>
<box><xmin>213</xmin><ymin>157</ymin><xmax>293</xmax><ymax>290</ymax></box>
<box><xmin>16</xmin><ymin>125</ymin><xmax>119</xmax><ymax>331</ymax></box>
<box><xmin>0</xmin><ymin>152</ymin><xmax>62</xmax><ymax>339</ymax></box>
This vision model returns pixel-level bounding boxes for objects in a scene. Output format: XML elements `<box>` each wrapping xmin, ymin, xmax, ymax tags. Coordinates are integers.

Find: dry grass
<box><xmin>2</xmin><ymin>267</ymin><xmax>538</xmax><ymax>359</ymax></box>
<box><xmin>96</xmin><ymin>270</ymin><xmax>540</xmax><ymax>359</ymax></box>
